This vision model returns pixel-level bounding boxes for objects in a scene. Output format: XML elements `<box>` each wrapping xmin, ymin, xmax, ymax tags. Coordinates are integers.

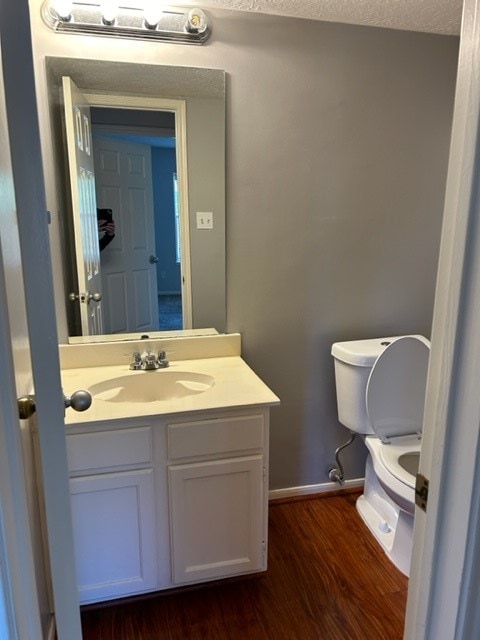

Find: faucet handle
<box><xmin>129</xmin><ymin>351</ymin><xmax>142</xmax><ymax>370</ymax></box>
<box><xmin>158</xmin><ymin>350</ymin><xmax>169</xmax><ymax>368</ymax></box>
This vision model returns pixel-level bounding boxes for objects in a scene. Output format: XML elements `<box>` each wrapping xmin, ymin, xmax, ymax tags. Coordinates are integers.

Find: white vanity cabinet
<box><xmin>66</xmin><ymin>425</ymin><xmax>157</xmax><ymax>604</ymax></box>
<box><xmin>167</xmin><ymin>413</ymin><xmax>267</xmax><ymax>584</ymax></box>
<box><xmin>65</xmin><ymin>408</ymin><xmax>270</xmax><ymax>604</ymax></box>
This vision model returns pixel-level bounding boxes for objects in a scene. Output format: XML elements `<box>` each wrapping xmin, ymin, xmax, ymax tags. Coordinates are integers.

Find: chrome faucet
<box><xmin>129</xmin><ymin>350</ymin><xmax>169</xmax><ymax>371</ymax></box>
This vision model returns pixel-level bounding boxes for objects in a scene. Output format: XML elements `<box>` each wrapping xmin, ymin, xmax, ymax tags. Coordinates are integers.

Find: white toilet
<box><xmin>331</xmin><ymin>335</ymin><xmax>430</xmax><ymax>576</ymax></box>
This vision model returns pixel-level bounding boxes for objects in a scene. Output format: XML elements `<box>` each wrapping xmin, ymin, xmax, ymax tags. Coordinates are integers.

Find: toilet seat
<box><xmin>378</xmin><ymin>433</ymin><xmax>421</xmax><ymax>487</ymax></box>
<box><xmin>365</xmin><ymin>435</ymin><xmax>419</xmax><ymax>514</ymax></box>
<box><xmin>366</xmin><ymin>335</ymin><xmax>430</xmax><ymax>443</ymax></box>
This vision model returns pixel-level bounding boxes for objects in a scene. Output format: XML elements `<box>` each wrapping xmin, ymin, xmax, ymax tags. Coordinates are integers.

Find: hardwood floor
<box><xmin>81</xmin><ymin>491</ymin><xmax>408</xmax><ymax>639</ymax></box>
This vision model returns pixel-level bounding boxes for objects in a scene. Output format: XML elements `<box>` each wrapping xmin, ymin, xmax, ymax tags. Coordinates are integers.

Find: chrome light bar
<box><xmin>41</xmin><ymin>2</ymin><xmax>212</xmax><ymax>45</ymax></box>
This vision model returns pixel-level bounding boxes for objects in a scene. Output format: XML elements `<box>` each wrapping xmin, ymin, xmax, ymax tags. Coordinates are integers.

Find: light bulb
<box><xmin>101</xmin><ymin>0</ymin><xmax>118</xmax><ymax>25</ymax></box>
<box><xmin>186</xmin><ymin>8</ymin><xmax>207</xmax><ymax>34</ymax></box>
<box><xmin>144</xmin><ymin>1</ymin><xmax>163</xmax><ymax>29</ymax></box>
<box><xmin>51</xmin><ymin>0</ymin><xmax>73</xmax><ymax>21</ymax></box>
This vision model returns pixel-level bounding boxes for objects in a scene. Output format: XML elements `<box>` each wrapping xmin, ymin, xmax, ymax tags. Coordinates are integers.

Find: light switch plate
<box><xmin>196</xmin><ymin>211</ymin><xmax>214</xmax><ymax>229</ymax></box>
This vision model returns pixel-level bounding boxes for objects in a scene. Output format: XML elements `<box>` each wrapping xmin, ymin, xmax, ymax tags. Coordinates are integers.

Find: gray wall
<box><xmin>187</xmin><ymin>95</ymin><xmax>226</xmax><ymax>329</ymax></box>
<box><xmin>220</xmin><ymin>14</ymin><xmax>458</xmax><ymax>488</ymax></box>
<box><xmin>33</xmin><ymin>9</ymin><xmax>459</xmax><ymax>490</ymax></box>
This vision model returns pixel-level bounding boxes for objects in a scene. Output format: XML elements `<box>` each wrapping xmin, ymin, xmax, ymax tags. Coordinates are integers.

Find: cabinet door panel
<box><xmin>169</xmin><ymin>455</ymin><xmax>265</xmax><ymax>584</ymax></box>
<box><xmin>70</xmin><ymin>469</ymin><xmax>156</xmax><ymax>603</ymax></box>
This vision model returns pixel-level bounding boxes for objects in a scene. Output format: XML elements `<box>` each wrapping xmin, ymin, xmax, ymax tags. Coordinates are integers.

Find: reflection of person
<box><xmin>97</xmin><ymin>208</ymin><xmax>115</xmax><ymax>251</ymax></box>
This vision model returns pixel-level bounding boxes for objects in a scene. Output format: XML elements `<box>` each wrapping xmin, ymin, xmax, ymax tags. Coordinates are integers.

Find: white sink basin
<box><xmin>88</xmin><ymin>370</ymin><xmax>215</xmax><ymax>403</ymax></box>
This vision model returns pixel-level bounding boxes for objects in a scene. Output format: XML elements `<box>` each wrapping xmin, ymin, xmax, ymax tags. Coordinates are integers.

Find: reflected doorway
<box><xmin>92</xmin><ymin>107</ymin><xmax>184</xmax><ymax>333</ymax></box>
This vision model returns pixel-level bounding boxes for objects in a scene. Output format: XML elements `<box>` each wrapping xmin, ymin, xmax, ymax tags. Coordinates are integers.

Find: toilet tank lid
<box><xmin>331</xmin><ymin>336</ymin><xmax>404</xmax><ymax>367</ymax></box>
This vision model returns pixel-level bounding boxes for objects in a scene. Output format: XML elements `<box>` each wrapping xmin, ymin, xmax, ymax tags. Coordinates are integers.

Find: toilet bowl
<box><xmin>331</xmin><ymin>335</ymin><xmax>430</xmax><ymax>576</ymax></box>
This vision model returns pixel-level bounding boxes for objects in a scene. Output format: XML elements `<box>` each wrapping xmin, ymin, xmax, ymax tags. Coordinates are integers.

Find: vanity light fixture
<box><xmin>143</xmin><ymin>0</ymin><xmax>164</xmax><ymax>29</ymax></box>
<box><xmin>41</xmin><ymin>1</ymin><xmax>212</xmax><ymax>45</ymax></box>
<box><xmin>100</xmin><ymin>0</ymin><xmax>118</xmax><ymax>26</ymax></box>
<box><xmin>186</xmin><ymin>7</ymin><xmax>207</xmax><ymax>34</ymax></box>
<box><xmin>50</xmin><ymin>0</ymin><xmax>73</xmax><ymax>21</ymax></box>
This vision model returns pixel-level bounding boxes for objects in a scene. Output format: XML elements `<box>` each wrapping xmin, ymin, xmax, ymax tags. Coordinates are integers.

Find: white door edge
<box><xmin>63</xmin><ymin>77</ymin><xmax>104</xmax><ymax>335</ymax></box>
<box><xmin>175</xmin><ymin>99</ymin><xmax>193</xmax><ymax>329</ymax></box>
<box><xmin>404</xmin><ymin>0</ymin><xmax>480</xmax><ymax>638</ymax></box>
<box><xmin>0</xmin><ymin>256</ymin><xmax>42</xmax><ymax>640</ymax></box>
<box><xmin>0</xmin><ymin>2</ymin><xmax>82</xmax><ymax>638</ymax></box>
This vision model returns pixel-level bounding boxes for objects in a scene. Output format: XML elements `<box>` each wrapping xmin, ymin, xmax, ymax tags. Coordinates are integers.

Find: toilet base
<box><xmin>356</xmin><ymin>455</ymin><xmax>414</xmax><ymax>577</ymax></box>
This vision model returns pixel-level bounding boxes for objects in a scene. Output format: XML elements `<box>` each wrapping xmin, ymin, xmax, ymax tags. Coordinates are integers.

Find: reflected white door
<box><xmin>93</xmin><ymin>136</ymin><xmax>159</xmax><ymax>333</ymax></box>
<box><xmin>62</xmin><ymin>76</ymin><xmax>103</xmax><ymax>336</ymax></box>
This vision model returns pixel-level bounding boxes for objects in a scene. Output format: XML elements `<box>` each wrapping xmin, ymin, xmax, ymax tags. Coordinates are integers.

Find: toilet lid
<box><xmin>366</xmin><ymin>336</ymin><xmax>430</xmax><ymax>441</ymax></box>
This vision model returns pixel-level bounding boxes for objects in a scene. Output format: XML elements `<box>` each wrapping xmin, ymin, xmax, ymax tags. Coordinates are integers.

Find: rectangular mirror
<box><xmin>45</xmin><ymin>57</ymin><xmax>226</xmax><ymax>342</ymax></box>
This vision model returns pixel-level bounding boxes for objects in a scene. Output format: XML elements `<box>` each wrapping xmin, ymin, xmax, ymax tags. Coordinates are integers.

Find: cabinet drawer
<box><xmin>167</xmin><ymin>414</ymin><xmax>264</xmax><ymax>460</ymax></box>
<box><xmin>67</xmin><ymin>426</ymin><xmax>152</xmax><ymax>473</ymax></box>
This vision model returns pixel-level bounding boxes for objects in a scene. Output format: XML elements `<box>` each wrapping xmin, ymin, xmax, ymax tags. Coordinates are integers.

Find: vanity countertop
<box><xmin>62</xmin><ymin>356</ymin><xmax>280</xmax><ymax>425</ymax></box>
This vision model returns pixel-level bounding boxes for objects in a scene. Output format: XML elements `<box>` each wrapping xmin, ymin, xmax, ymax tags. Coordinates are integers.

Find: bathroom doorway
<box><xmin>92</xmin><ymin>108</ymin><xmax>185</xmax><ymax>334</ymax></box>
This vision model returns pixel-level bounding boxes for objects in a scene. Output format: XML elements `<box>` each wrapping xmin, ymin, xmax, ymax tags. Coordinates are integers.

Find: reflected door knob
<box><xmin>149</xmin><ymin>255</ymin><xmax>159</xmax><ymax>264</ymax></box>
<box><xmin>68</xmin><ymin>292</ymin><xmax>102</xmax><ymax>303</ymax></box>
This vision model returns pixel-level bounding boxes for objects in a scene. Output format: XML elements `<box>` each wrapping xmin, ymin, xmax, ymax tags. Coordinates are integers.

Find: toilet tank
<box><xmin>331</xmin><ymin>337</ymin><xmax>397</xmax><ymax>434</ymax></box>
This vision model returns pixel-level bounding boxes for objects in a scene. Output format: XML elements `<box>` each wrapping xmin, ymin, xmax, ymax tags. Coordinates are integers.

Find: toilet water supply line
<box><xmin>329</xmin><ymin>432</ymin><xmax>357</xmax><ymax>485</ymax></box>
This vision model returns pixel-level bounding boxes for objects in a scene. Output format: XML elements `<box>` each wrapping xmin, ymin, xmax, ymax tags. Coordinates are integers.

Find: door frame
<box><xmin>404</xmin><ymin>0</ymin><xmax>480</xmax><ymax>637</ymax></box>
<box><xmin>82</xmin><ymin>93</ymin><xmax>193</xmax><ymax>329</ymax></box>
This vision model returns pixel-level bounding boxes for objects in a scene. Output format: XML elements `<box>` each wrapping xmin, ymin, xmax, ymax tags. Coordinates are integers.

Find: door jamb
<box><xmin>83</xmin><ymin>92</ymin><xmax>193</xmax><ymax>329</ymax></box>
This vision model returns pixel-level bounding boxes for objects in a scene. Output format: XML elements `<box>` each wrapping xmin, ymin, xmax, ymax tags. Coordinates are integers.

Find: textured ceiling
<box><xmin>179</xmin><ymin>0</ymin><xmax>463</xmax><ymax>36</ymax></box>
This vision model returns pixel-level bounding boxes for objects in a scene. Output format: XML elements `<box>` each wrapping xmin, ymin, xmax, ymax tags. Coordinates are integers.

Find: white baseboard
<box><xmin>268</xmin><ymin>477</ymin><xmax>364</xmax><ymax>501</ymax></box>
<box><xmin>47</xmin><ymin>616</ymin><xmax>56</xmax><ymax>640</ymax></box>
